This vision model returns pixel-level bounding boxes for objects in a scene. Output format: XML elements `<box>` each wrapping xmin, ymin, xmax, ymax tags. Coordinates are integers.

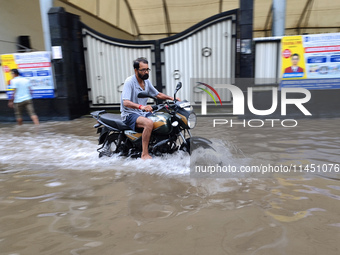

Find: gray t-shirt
<box><xmin>120</xmin><ymin>75</ymin><xmax>159</xmax><ymax>121</ymax></box>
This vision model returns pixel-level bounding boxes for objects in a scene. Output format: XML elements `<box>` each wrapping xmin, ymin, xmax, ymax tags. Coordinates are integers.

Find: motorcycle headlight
<box><xmin>188</xmin><ymin>112</ymin><xmax>197</xmax><ymax>129</ymax></box>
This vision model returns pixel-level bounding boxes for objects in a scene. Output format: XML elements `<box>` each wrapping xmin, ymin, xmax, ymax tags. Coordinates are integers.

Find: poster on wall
<box><xmin>1</xmin><ymin>51</ymin><xmax>55</xmax><ymax>99</ymax></box>
<box><xmin>280</xmin><ymin>33</ymin><xmax>340</xmax><ymax>90</ymax></box>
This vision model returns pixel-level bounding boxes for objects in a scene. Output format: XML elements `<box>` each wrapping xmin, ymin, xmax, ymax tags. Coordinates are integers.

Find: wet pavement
<box><xmin>0</xmin><ymin>116</ymin><xmax>339</xmax><ymax>255</ymax></box>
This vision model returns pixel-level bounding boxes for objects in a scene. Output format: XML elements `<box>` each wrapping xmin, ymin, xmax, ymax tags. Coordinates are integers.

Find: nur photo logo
<box><xmin>193</xmin><ymin>80</ymin><xmax>312</xmax><ymax>128</ymax></box>
<box><xmin>195</xmin><ymin>82</ymin><xmax>223</xmax><ymax>106</ymax></box>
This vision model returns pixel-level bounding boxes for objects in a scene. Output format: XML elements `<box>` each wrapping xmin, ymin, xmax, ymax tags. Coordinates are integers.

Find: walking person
<box><xmin>7</xmin><ymin>69</ymin><xmax>39</xmax><ymax>125</ymax></box>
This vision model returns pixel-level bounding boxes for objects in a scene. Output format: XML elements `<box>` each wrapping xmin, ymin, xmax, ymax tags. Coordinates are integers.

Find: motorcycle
<box><xmin>90</xmin><ymin>82</ymin><xmax>213</xmax><ymax>158</ymax></box>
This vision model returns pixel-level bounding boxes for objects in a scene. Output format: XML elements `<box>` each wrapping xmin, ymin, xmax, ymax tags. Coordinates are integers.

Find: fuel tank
<box><xmin>148</xmin><ymin>112</ymin><xmax>172</xmax><ymax>135</ymax></box>
<box><xmin>124</xmin><ymin>112</ymin><xmax>172</xmax><ymax>143</ymax></box>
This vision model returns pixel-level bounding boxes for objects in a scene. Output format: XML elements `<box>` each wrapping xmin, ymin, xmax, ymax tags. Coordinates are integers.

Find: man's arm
<box><xmin>8</xmin><ymin>89</ymin><xmax>16</xmax><ymax>108</ymax></box>
<box><xmin>8</xmin><ymin>79</ymin><xmax>16</xmax><ymax>108</ymax></box>
<box><xmin>156</xmin><ymin>93</ymin><xmax>179</xmax><ymax>101</ymax></box>
<box><xmin>147</xmin><ymin>82</ymin><xmax>179</xmax><ymax>101</ymax></box>
<box><xmin>123</xmin><ymin>99</ymin><xmax>152</xmax><ymax>112</ymax></box>
<box><xmin>29</xmin><ymin>81</ymin><xmax>34</xmax><ymax>97</ymax></box>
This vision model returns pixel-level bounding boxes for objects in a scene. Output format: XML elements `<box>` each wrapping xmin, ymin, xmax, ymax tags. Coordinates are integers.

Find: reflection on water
<box><xmin>0</xmin><ymin>117</ymin><xmax>339</xmax><ymax>254</ymax></box>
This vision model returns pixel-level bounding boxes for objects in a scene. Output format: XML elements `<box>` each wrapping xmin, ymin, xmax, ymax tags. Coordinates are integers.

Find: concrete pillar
<box><xmin>272</xmin><ymin>0</ymin><xmax>286</xmax><ymax>36</ymax></box>
<box><xmin>238</xmin><ymin>0</ymin><xmax>254</xmax><ymax>89</ymax></box>
<box><xmin>48</xmin><ymin>7</ymin><xmax>89</xmax><ymax>118</ymax></box>
<box><xmin>39</xmin><ymin>0</ymin><xmax>54</xmax><ymax>51</ymax></box>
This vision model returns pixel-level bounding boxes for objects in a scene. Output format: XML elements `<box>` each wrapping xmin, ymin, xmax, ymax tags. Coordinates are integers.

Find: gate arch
<box><xmin>82</xmin><ymin>10</ymin><xmax>237</xmax><ymax>106</ymax></box>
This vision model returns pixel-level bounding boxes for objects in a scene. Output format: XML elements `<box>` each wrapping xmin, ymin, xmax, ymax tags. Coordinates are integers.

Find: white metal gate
<box><xmin>82</xmin><ymin>11</ymin><xmax>237</xmax><ymax>106</ymax></box>
<box><xmin>161</xmin><ymin>15</ymin><xmax>236</xmax><ymax>102</ymax></box>
<box><xmin>254</xmin><ymin>37</ymin><xmax>282</xmax><ymax>85</ymax></box>
<box><xmin>83</xmin><ymin>28</ymin><xmax>154</xmax><ymax>105</ymax></box>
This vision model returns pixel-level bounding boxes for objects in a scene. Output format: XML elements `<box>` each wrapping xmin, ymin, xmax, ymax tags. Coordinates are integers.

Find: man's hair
<box><xmin>11</xmin><ymin>69</ymin><xmax>20</xmax><ymax>76</ymax></box>
<box><xmin>291</xmin><ymin>53</ymin><xmax>299</xmax><ymax>58</ymax></box>
<box><xmin>133</xmin><ymin>57</ymin><xmax>148</xmax><ymax>69</ymax></box>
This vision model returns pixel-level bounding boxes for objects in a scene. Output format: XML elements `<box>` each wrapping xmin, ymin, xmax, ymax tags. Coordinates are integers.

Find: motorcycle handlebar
<box><xmin>142</xmin><ymin>105</ymin><xmax>159</xmax><ymax>112</ymax></box>
<box><xmin>142</xmin><ymin>103</ymin><xmax>174</xmax><ymax>112</ymax></box>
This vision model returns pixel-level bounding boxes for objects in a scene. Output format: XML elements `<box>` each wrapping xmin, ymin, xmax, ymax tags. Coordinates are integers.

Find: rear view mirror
<box><xmin>176</xmin><ymin>82</ymin><xmax>182</xmax><ymax>91</ymax></box>
<box><xmin>174</xmin><ymin>82</ymin><xmax>182</xmax><ymax>102</ymax></box>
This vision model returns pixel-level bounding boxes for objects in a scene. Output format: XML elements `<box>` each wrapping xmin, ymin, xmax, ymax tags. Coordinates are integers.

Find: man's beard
<box><xmin>138</xmin><ymin>72</ymin><xmax>149</xmax><ymax>80</ymax></box>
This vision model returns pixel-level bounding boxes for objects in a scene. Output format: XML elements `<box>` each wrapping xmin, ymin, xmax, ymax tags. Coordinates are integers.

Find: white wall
<box><xmin>0</xmin><ymin>0</ymin><xmax>135</xmax><ymax>56</ymax></box>
<box><xmin>0</xmin><ymin>0</ymin><xmax>45</xmax><ymax>55</ymax></box>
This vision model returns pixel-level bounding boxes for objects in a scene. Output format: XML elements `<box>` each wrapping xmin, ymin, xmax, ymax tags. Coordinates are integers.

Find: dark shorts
<box><xmin>14</xmin><ymin>99</ymin><xmax>36</xmax><ymax>119</ymax></box>
<box><xmin>123</xmin><ymin>112</ymin><xmax>151</xmax><ymax>131</ymax></box>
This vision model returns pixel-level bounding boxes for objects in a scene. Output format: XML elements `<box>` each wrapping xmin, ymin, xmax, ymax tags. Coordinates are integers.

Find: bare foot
<box><xmin>141</xmin><ymin>153</ymin><xmax>152</xmax><ymax>160</ymax></box>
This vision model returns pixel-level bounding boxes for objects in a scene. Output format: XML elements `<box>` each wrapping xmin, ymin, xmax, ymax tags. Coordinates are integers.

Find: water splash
<box><xmin>0</xmin><ymin>124</ymin><xmax>249</xmax><ymax>178</ymax></box>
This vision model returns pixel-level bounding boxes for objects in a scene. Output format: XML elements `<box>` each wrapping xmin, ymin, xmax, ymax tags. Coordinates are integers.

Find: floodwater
<box><xmin>0</xmin><ymin>116</ymin><xmax>339</xmax><ymax>255</ymax></box>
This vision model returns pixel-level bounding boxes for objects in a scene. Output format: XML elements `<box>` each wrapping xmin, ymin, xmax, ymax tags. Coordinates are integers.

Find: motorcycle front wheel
<box><xmin>179</xmin><ymin>138</ymin><xmax>191</xmax><ymax>154</ymax></box>
<box><xmin>179</xmin><ymin>137</ymin><xmax>215</xmax><ymax>155</ymax></box>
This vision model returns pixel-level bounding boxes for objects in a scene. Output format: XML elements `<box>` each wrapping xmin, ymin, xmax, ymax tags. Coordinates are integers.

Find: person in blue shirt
<box><xmin>121</xmin><ymin>58</ymin><xmax>178</xmax><ymax>160</ymax></box>
<box><xmin>8</xmin><ymin>69</ymin><xmax>39</xmax><ymax>125</ymax></box>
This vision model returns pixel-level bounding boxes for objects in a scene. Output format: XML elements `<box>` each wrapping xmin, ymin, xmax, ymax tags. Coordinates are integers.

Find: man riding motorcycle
<box><xmin>121</xmin><ymin>57</ymin><xmax>179</xmax><ymax>160</ymax></box>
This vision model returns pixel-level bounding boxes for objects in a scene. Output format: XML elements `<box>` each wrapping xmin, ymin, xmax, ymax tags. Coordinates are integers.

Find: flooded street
<box><xmin>0</xmin><ymin>117</ymin><xmax>339</xmax><ymax>255</ymax></box>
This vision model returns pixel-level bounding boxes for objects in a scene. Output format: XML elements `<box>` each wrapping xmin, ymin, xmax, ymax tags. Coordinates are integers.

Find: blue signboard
<box><xmin>1</xmin><ymin>51</ymin><xmax>54</xmax><ymax>99</ymax></box>
<box><xmin>280</xmin><ymin>33</ymin><xmax>340</xmax><ymax>90</ymax></box>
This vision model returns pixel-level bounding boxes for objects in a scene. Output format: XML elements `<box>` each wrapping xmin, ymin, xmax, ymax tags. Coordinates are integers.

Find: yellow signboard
<box><xmin>281</xmin><ymin>36</ymin><xmax>306</xmax><ymax>79</ymax></box>
<box><xmin>1</xmin><ymin>54</ymin><xmax>18</xmax><ymax>88</ymax></box>
<box><xmin>1</xmin><ymin>52</ymin><xmax>54</xmax><ymax>99</ymax></box>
